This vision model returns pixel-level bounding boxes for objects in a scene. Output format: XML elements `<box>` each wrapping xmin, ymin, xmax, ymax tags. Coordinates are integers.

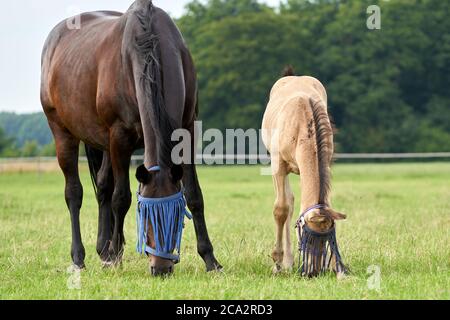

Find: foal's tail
<box><xmin>85</xmin><ymin>144</ymin><xmax>103</xmax><ymax>200</ymax></box>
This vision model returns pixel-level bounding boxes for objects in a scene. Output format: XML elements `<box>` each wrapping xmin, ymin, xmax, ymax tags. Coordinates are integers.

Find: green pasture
<box><xmin>0</xmin><ymin>163</ymin><xmax>449</xmax><ymax>300</ymax></box>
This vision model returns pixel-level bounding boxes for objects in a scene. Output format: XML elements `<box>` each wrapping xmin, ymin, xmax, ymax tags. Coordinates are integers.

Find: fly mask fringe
<box><xmin>298</xmin><ymin>224</ymin><xmax>346</xmax><ymax>276</ymax></box>
<box><xmin>136</xmin><ymin>192</ymin><xmax>192</xmax><ymax>258</ymax></box>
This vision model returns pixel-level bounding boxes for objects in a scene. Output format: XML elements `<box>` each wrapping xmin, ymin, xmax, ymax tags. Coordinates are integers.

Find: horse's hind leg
<box><xmin>48</xmin><ymin>119</ymin><xmax>85</xmax><ymax>268</ymax></box>
<box><xmin>96</xmin><ymin>152</ymin><xmax>114</xmax><ymax>266</ymax></box>
<box><xmin>108</xmin><ymin>126</ymin><xmax>134</xmax><ymax>264</ymax></box>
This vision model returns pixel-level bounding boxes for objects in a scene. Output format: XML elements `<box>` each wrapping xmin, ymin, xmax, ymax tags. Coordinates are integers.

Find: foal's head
<box><xmin>298</xmin><ymin>206</ymin><xmax>347</xmax><ymax>277</ymax></box>
<box><xmin>136</xmin><ymin>164</ymin><xmax>186</xmax><ymax>277</ymax></box>
<box><xmin>305</xmin><ymin>207</ymin><xmax>346</xmax><ymax>233</ymax></box>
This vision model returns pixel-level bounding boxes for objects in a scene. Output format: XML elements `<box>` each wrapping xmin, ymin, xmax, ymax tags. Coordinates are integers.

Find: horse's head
<box><xmin>297</xmin><ymin>205</ymin><xmax>347</xmax><ymax>277</ymax></box>
<box><xmin>136</xmin><ymin>164</ymin><xmax>189</xmax><ymax>277</ymax></box>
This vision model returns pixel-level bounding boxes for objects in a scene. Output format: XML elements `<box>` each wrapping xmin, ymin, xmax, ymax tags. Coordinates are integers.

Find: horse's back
<box><xmin>40</xmin><ymin>10</ymin><xmax>127</xmax><ymax>148</ymax></box>
<box><xmin>269</xmin><ymin>76</ymin><xmax>327</xmax><ymax>104</ymax></box>
<box><xmin>262</xmin><ymin>76</ymin><xmax>329</xmax><ymax>163</ymax></box>
<box><xmin>40</xmin><ymin>2</ymin><xmax>195</xmax><ymax>151</ymax></box>
<box><xmin>41</xmin><ymin>10</ymin><xmax>123</xmax><ymax>59</ymax></box>
<box><xmin>41</xmin><ymin>10</ymin><xmax>125</xmax><ymax>102</ymax></box>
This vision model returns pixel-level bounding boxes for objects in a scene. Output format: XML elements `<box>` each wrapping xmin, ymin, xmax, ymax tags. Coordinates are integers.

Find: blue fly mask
<box><xmin>136</xmin><ymin>167</ymin><xmax>192</xmax><ymax>263</ymax></box>
<box><xmin>296</xmin><ymin>205</ymin><xmax>346</xmax><ymax>277</ymax></box>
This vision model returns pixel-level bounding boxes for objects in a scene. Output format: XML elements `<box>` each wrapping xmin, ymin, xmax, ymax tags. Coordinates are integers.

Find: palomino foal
<box><xmin>262</xmin><ymin>68</ymin><xmax>347</xmax><ymax>277</ymax></box>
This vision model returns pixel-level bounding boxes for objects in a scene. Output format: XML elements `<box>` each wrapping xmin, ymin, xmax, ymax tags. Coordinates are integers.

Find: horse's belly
<box><xmin>56</xmin><ymin>105</ymin><xmax>110</xmax><ymax>150</ymax></box>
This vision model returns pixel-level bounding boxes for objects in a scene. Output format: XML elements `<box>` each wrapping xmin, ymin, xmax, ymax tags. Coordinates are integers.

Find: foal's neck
<box><xmin>298</xmin><ymin>146</ymin><xmax>331</xmax><ymax>212</ymax></box>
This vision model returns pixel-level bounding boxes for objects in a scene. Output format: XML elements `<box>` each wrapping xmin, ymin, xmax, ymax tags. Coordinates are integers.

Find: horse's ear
<box><xmin>326</xmin><ymin>208</ymin><xmax>347</xmax><ymax>221</ymax></box>
<box><xmin>136</xmin><ymin>165</ymin><xmax>151</xmax><ymax>184</ymax></box>
<box><xmin>282</xmin><ymin>65</ymin><xmax>295</xmax><ymax>77</ymax></box>
<box><xmin>170</xmin><ymin>165</ymin><xmax>183</xmax><ymax>183</ymax></box>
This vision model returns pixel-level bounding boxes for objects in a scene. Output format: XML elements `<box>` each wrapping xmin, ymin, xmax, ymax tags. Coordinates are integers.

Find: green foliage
<box><xmin>21</xmin><ymin>140</ymin><xmax>40</xmax><ymax>157</ymax></box>
<box><xmin>0</xmin><ymin>113</ymin><xmax>55</xmax><ymax>157</ymax></box>
<box><xmin>178</xmin><ymin>0</ymin><xmax>450</xmax><ymax>152</ymax></box>
<box><xmin>1</xmin><ymin>0</ymin><xmax>448</xmax><ymax>155</ymax></box>
<box><xmin>0</xmin><ymin>112</ymin><xmax>53</xmax><ymax>148</ymax></box>
<box><xmin>0</xmin><ymin>127</ymin><xmax>14</xmax><ymax>155</ymax></box>
<box><xmin>40</xmin><ymin>141</ymin><xmax>57</xmax><ymax>157</ymax></box>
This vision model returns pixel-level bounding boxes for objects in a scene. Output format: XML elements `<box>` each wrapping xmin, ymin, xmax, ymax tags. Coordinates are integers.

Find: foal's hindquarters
<box><xmin>262</xmin><ymin>75</ymin><xmax>347</xmax><ymax>276</ymax></box>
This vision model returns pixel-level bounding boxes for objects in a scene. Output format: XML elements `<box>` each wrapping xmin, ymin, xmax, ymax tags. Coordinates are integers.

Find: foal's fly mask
<box><xmin>296</xmin><ymin>205</ymin><xmax>346</xmax><ymax>276</ymax></box>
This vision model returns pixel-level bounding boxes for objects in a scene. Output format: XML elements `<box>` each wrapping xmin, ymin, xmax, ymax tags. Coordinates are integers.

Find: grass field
<box><xmin>0</xmin><ymin>163</ymin><xmax>449</xmax><ymax>300</ymax></box>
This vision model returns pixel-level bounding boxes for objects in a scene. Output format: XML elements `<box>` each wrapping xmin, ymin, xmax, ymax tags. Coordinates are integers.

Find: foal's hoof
<box><xmin>336</xmin><ymin>271</ymin><xmax>347</xmax><ymax>280</ymax></box>
<box><xmin>272</xmin><ymin>264</ymin><xmax>282</xmax><ymax>275</ymax></box>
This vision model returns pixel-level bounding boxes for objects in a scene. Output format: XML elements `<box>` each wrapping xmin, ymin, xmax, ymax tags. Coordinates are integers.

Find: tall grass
<box><xmin>0</xmin><ymin>163</ymin><xmax>448</xmax><ymax>299</ymax></box>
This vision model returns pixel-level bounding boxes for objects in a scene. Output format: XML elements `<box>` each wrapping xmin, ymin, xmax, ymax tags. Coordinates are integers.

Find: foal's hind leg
<box><xmin>271</xmin><ymin>164</ymin><xmax>290</xmax><ymax>274</ymax></box>
<box><xmin>282</xmin><ymin>179</ymin><xmax>295</xmax><ymax>270</ymax></box>
<box><xmin>49</xmin><ymin>120</ymin><xmax>85</xmax><ymax>269</ymax></box>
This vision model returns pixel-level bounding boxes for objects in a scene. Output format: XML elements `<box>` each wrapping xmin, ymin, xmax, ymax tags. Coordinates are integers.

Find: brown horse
<box><xmin>40</xmin><ymin>0</ymin><xmax>221</xmax><ymax>276</ymax></box>
<box><xmin>262</xmin><ymin>67</ymin><xmax>347</xmax><ymax>277</ymax></box>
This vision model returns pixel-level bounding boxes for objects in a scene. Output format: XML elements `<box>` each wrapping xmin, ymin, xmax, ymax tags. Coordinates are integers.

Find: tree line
<box><xmin>0</xmin><ymin>0</ymin><xmax>448</xmax><ymax>157</ymax></box>
<box><xmin>177</xmin><ymin>0</ymin><xmax>450</xmax><ymax>153</ymax></box>
<box><xmin>0</xmin><ymin>112</ymin><xmax>55</xmax><ymax>157</ymax></box>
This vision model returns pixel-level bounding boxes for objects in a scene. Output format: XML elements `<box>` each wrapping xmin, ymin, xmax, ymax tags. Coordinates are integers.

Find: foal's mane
<box><xmin>309</xmin><ymin>98</ymin><xmax>333</xmax><ymax>205</ymax></box>
<box><xmin>135</xmin><ymin>0</ymin><xmax>176</xmax><ymax>169</ymax></box>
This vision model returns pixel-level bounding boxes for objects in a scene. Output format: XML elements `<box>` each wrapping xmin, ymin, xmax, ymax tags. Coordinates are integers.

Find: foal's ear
<box><xmin>170</xmin><ymin>165</ymin><xmax>184</xmax><ymax>183</ymax></box>
<box><xmin>327</xmin><ymin>208</ymin><xmax>347</xmax><ymax>221</ymax></box>
<box><xmin>136</xmin><ymin>165</ymin><xmax>151</xmax><ymax>184</ymax></box>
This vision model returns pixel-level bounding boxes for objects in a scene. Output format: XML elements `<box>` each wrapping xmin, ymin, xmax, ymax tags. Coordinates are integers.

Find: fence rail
<box><xmin>1</xmin><ymin>152</ymin><xmax>450</xmax><ymax>164</ymax></box>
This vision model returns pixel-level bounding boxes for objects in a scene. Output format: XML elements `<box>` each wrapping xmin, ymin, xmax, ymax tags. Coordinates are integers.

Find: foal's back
<box><xmin>262</xmin><ymin>76</ymin><xmax>331</xmax><ymax>172</ymax></box>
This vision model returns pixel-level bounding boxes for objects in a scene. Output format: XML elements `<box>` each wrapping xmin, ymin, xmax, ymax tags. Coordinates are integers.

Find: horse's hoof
<box><xmin>102</xmin><ymin>259</ymin><xmax>122</xmax><ymax>269</ymax></box>
<box><xmin>102</xmin><ymin>260</ymin><xmax>115</xmax><ymax>268</ymax></box>
<box><xmin>67</xmin><ymin>264</ymin><xmax>85</xmax><ymax>273</ymax></box>
<box><xmin>72</xmin><ymin>258</ymin><xmax>85</xmax><ymax>270</ymax></box>
<box><xmin>206</xmin><ymin>259</ymin><xmax>223</xmax><ymax>272</ymax></box>
<box><xmin>209</xmin><ymin>264</ymin><xmax>224</xmax><ymax>273</ymax></box>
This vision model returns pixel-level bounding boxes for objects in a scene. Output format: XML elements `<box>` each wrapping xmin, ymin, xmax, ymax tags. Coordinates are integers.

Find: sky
<box><xmin>0</xmin><ymin>0</ymin><xmax>281</xmax><ymax>113</ymax></box>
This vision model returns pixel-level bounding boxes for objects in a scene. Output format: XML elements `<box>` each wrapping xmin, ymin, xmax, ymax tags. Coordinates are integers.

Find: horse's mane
<box><xmin>135</xmin><ymin>0</ymin><xmax>176</xmax><ymax>169</ymax></box>
<box><xmin>282</xmin><ymin>65</ymin><xmax>296</xmax><ymax>77</ymax></box>
<box><xmin>309</xmin><ymin>98</ymin><xmax>333</xmax><ymax>205</ymax></box>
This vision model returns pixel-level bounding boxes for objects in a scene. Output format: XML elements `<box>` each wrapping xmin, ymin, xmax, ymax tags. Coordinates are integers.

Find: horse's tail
<box><xmin>309</xmin><ymin>97</ymin><xmax>334</xmax><ymax>205</ymax></box>
<box><xmin>135</xmin><ymin>1</ymin><xmax>178</xmax><ymax>168</ymax></box>
<box><xmin>282</xmin><ymin>65</ymin><xmax>296</xmax><ymax>77</ymax></box>
<box><xmin>85</xmin><ymin>144</ymin><xmax>103</xmax><ymax>200</ymax></box>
